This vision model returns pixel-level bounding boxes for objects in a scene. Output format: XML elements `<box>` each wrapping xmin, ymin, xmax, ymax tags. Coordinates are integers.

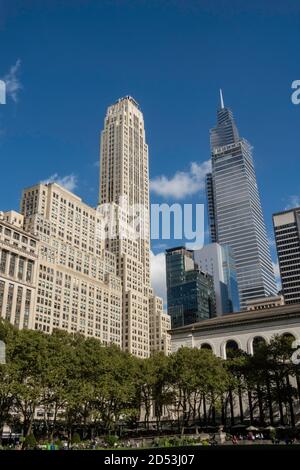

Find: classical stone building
<box><xmin>0</xmin><ymin>211</ymin><xmax>38</xmax><ymax>330</ymax></box>
<box><xmin>245</xmin><ymin>295</ymin><xmax>284</xmax><ymax>311</ymax></box>
<box><xmin>168</xmin><ymin>304</ymin><xmax>300</xmax><ymax>426</ymax></box>
<box><xmin>170</xmin><ymin>304</ymin><xmax>300</xmax><ymax>358</ymax></box>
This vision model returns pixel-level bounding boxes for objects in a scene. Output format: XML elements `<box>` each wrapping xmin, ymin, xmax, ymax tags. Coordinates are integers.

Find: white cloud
<box><xmin>285</xmin><ymin>195</ymin><xmax>300</xmax><ymax>210</ymax></box>
<box><xmin>3</xmin><ymin>59</ymin><xmax>22</xmax><ymax>103</ymax></box>
<box><xmin>41</xmin><ymin>173</ymin><xmax>78</xmax><ymax>192</ymax></box>
<box><xmin>150</xmin><ymin>160</ymin><xmax>211</xmax><ymax>200</ymax></box>
<box><xmin>272</xmin><ymin>261</ymin><xmax>282</xmax><ymax>291</ymax></box>
<box><xmin>150</xmin><ymin>250</ymin><xmax>167</xmax><ymax>304</ymax></box>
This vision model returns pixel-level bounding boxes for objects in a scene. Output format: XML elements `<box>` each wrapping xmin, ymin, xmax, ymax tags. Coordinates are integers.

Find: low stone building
<box><xmin>170</xmin><ymin>304</ymin><xmax>300</xmax><ymax>358</ymax></box>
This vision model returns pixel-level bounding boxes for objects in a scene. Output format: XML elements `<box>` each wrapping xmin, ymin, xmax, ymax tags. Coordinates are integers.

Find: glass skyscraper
<box><xmin>193</xmin><ymin>243</ymin><xmax>240</xmax><ymax>315</ymax></box>
<box><xmin>166</xmin><ymin>246</ymin><xmax>216</xmax><ymax>328</ymax></box>
<box><xmin>206</xmin><ymin>91</ymin><xmax>277</xmax><ymax>309</ymax></box>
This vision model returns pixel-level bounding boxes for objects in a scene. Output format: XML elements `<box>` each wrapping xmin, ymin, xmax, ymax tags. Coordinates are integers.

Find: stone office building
<box><xmin>0</xmin><ymin>210</ymin><xmax>38</xmax><ymax>330</ymax></box>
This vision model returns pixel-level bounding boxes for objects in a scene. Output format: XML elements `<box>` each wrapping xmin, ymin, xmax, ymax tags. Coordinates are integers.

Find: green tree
<box><xmin>169</xmin><ymin>348</ymin><xmax>229</xmax><ymax>430</ymax></box>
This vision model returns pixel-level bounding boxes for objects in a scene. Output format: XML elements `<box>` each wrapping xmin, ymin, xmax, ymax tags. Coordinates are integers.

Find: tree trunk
<box><xmin>229</xmin><ymin>388</ymin><xmax>234</xmax><ymax>426</ymax></box>
<box><xmin>238</xmin><ymin>385</ymin><xmax>244</xmax><ymax>423</ymax></box>
<box><xmin>257</xmin><ymin>385</ymin><xmax>265</xmax><ymax>425</ymax></box>
<box><xmin>203</xmin><ymin>394</ymin><xmax>207</xmax><ymax>426</ymax></box>
<box><xmin>266</xmin><ymin>375</ymin><xmax>274</xmax><ymax>425</ymax></box>
<box><xmin>275</xmin><ymin>375</ymin><xmax>284</xmax><ymax>425</ymax></box>
<box><xmin>247</xmin><ymin>389</ymin><xmax>253</xmax><ymax>424</ymax></box>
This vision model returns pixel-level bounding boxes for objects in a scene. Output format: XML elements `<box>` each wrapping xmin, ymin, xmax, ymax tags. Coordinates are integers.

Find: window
<box><xmin>9</xmin><ymin>254</ymin><xmax>17</xmax><ymax>277</ymax></box>
<box><xmin>0</xmin><ymin>280</ymin><xmax>5</xmax><ymax>312</ymax></box>
<box><xmin>26</xmin><ymin>261</ymin><xmax>34</xmax><ymax>283</ymax></box>
<box><xmin>0</xmin><ymin>250</ymin><xmax>8</xmax><ymax>274</ymax></box>
<box><xmin>18</xmin><ymin>258</ymin><xmax>25</xmax><ymax>280</ymax></box>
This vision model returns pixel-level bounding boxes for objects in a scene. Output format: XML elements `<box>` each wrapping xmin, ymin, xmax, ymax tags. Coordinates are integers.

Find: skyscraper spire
<box><xmin>219</xmin><ymin>88</ymin><xmax>224</xmax><ymax>109</ymax></box>
<box><xmin>207</xmin><ymin>97</ymin><xmax>277</xmax><ymax>309</ymax></box>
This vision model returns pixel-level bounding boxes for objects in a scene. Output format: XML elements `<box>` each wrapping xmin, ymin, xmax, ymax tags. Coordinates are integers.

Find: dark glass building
<box><xmin>273</xmin><ymin>207</ymin><xmax>300</xmax><ymax>304</ymax></box>
<box><xmin>166</xmin><ymin>246</ymin><xmax>216</xmax><ymax>328</ymax></box>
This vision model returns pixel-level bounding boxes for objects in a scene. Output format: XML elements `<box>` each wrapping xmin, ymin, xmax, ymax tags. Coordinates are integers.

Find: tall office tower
<box><xmin>0</xmin><ymin>211</ymin><xmax>38</xmax><ymax>330</ymax></box>
<box><xmin>99</xmin><ymin>96</ymin><xmax>159</xmax><ymax>357</ymax></box>
<box><xmin>206</xmin><ymin>173</ymin><xmax>217</xmax><ymax>243</ymax></box>
<box><xmin>21</xmin><ymin>183</ymin><xmax>122</xmax><ymax>346</ymax></box>
<box><xmin>166</xmin><ymin>246</ymin><xmax>216</xmax><ymax>328</ymax></box>
<box><xmin>273</xmin><ymin>208</ymin><xmax>300</xmax><ymax>304</ymax></box>
<box><xmin>206</xmin><ymin>91</ymin><xmax>276</xmax><ymax>309</ymax></box>
<box><xmin>193</xmin><ymin>243</ymin><xmax>240</xmax><ymax>315</ymax></box>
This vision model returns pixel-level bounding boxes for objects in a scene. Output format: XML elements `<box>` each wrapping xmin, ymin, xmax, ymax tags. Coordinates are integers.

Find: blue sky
<box><xmin>1</xmin><ymin>0</ymin><xmax>300</xmax><ymax>299</ymax></box>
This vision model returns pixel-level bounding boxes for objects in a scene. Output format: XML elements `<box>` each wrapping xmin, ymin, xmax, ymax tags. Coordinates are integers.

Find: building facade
<box><xmin>206</xmin><ymin>92</ymin><xmax>276</xmax><ymax>309</ymax></box>
<box><xmin>99</xmin><ymin>96</ymin><xmax>162</xmax><ymax>357</ymax></box>
<box><xmin>149</xmin><ymin>293</ymin><xmax>171</xmax><ymax>355</ymax></box>
<box><xmin>273</xmin><ymin>208</ymin><xmax>300</xmax><ymax>304</ymax></box>
<box><xmin>20</xmin><ymin>183</ymin><xmax>123</xmax><ymax>346</ymax></box>
<box><xmin>193</xmin><ymin>243</ymin><xmax>239</xmax><ymax>315</ymax></box>
<box><xmin>245</xmin><ymin>295</ymin><xmax>284</xmax><ymax>311</ymax></box>
<box><xmin>169</xmin><ymin>304</ymin><xmax>300</xmax><ymax>425</ymax></box>
<box><xmin>170</xmin><ymin>304</ymin><xmax>300</xmax><ymax>358</ymax></box>
<box><xmin>166</xmin><ymin>246</ymin><xmax>216</xmax><ymax>328</ymax></box>
<box><xmin>0</xmin><ymin>96</ymin><xmax>166</xmax><ymax>357</ymax></box>
<box><xmin>0</xmin><ymin>211</ymin><xmax>38</xmax><ymax>330</ymax></box>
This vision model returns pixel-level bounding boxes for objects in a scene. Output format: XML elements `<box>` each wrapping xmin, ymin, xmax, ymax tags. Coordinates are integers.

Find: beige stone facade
<box><xmin>1</xmin><ymin>96</ymin><xmax>167</xmax><ymax>358</ymax></box>
<box><xmin>0</xmin><ymin>211</ymin><xmax>38</xmax><ymax>330</ymax></box>
<box><xmin>20</xmin><ymin>183</ymin><xmax>122</xmax><ymax>346</ymax></box>
<box><xmin>245</xmin><ymin>295</ymin><xmax>284</xmax><ymax>311</ymax></box>
<box><xmin>99</xmin><ymin>96</ymin><xmax>163</xmax><ymax>358</ymax></box>
<box><xmin>170</xmin><ymin>304</ymin><xmax>300</xmax><ymax>358</ymax></box>
<box><xmin>149</xmin><ymin>294</ymin><xmax>171</xmax><ymax>355</ymax></box>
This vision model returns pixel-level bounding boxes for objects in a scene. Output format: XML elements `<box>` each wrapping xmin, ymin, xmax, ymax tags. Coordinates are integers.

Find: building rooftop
<box><xmin>166</xmin><ymin>246</ymin><xmax>193</xmax><ymax>255</ymax></box>
<box><xmin>115</xmin><ymin>95</ymin><xmax>140</xmax><ymax>109</ymax></box>
<box><xmin>169</xmin><ymin>303</ymin><xmax>300</xmax><ymax>335</ymax></box>
<box><xmin>273</xmin><ymin>206</ymin><xmax>300</xmax><ymax>217</ymax></box>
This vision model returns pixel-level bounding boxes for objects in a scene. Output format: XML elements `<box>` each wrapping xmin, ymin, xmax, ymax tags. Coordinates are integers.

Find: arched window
<box><xmin>281</xmin><ymin>333</ymin><xmax>295</xmax><ymax>346</ymax></box>
<box><xmin>225</xmin><ymin>340</ymin><xmax>239</xmax><ymax>358</ymax></box>
<box><xmin>201</xmin><ymin>343</ymin><xmax>212</xmax><ymax>351</ymax></box>
<box><xmin>252</xmin><ymin>336</ymin><xmax>266</xmax><ymax>354</ymax></box>
<box><xmin>0</xmin><ymin>340</ymin><xmax>6</xmax><ymax>364</ymax></box>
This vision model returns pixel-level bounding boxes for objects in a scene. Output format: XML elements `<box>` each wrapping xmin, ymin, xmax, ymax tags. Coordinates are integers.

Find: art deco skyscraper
<box><xmin>99</xmin><ymin>96</ymin><xmax>164</xmax><ymax>358</ymax></box>
<box><xmin>99</xmin><ymin>96</ymin><xmax>150</xmax><ymax>286</ymax></box>
<box><xmin>206</xmin><ymin>91</ymin><xmax>277</xmax><ymax>309</ymax></box>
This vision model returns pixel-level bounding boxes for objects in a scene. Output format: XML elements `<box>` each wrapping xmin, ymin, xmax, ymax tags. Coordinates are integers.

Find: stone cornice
<box><xmin>169</xmin><ymin>305</ymin><xmax>300</xmax><ymax>336</ymax></box>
